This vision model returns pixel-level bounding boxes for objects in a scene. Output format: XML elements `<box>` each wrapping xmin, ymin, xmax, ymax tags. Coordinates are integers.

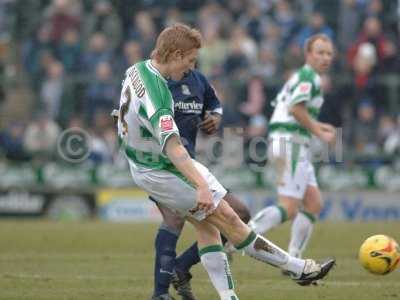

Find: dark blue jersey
<box><xmin>168</xmin><ymin>70</ymin><xmax>222</xmax><ymax>158</ymax></box>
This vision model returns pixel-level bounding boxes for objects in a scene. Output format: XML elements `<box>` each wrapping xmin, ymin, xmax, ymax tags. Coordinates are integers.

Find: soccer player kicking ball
<box><xmin>116</xmin><ymin>24</ymin><xmax>335</xmax><ymax>300</ymax></box>
<box><xmin>248</xmin><ymin>34</ymin><xmax>336</xmax><ymax>262</ymax></box>
<box><xmin>148</xmin><ymin>39</ymin><xmax>250</xmax><ymax>300</ymax></box>
<box><xmin>112</xmin><ymin>27</ymin><xmax>250</xmax><ymax>300</ymax></box>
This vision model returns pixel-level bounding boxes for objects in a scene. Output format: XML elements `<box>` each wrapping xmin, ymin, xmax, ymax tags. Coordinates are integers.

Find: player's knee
<box><xmin>287</xmin><ymin>207</ymin><xmax>298</xmax><ymax>219</ymax></box>
<box><xmin>304</xmin><ymin>199</ymin><xmax>322</xmax><ymax>215</ymax></box>
<box><xmin>221</xmin><ymin>207</ymin><xmax>243</xmax><ymax>228</ymax></box>
<box><xmin>160</xmin><ymin>217</ymin><xmax>185</xmax><ymax>235</ymax></box>
<box><xmin>224</xmin><ymin>193</ymin><xmax>251</xmax><ymax>224</ymax></box>
<box><xmin>236</xmin><ymin>206</ymin><xmax>251</xmax><ymax>224</ymax></box>
<box><xmin>280</xmin><ymin>201</ymin><xmax>298</xmax><ymax>220</ymax></box>
<box><xmin>196</xmin><ymin>222</ymin><xmax>220</xmax><ymax>245</ymax></box>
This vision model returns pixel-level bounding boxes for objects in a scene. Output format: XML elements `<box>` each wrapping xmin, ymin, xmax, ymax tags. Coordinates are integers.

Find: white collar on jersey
<box><xmin>146</xmin><ymin>60</ymin><xmax>168</xmax><ymax>83</ymax></box>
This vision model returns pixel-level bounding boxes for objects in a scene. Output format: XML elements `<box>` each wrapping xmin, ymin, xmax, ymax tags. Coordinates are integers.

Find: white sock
<box><xmin>288</xmin><ymin>211</ymin><xmax>315</xmax><ymax>258</ymax></box>
<box><xmin>200</xmin><ymin>245</ymin><xmax>239</xmax><ymax>300</ymax></box>
<box><xmin>248</xmin><ymin>205</ymin><xmax>287</xmax><ymax>234</ymax></box>
<box><xmin>236</xmin><ymin>231</ymin><xmax>305</xmax><ymax>278</ymax></box>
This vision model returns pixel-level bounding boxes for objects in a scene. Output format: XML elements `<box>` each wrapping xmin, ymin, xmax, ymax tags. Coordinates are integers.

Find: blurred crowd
<box><xmin>0</xmin><ymin>0</ymin><xmax>400</xmax><ymax>166</ymax></box>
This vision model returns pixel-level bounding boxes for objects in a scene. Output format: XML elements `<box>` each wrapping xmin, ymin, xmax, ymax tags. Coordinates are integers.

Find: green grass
<box><xmin>0</xmin><ymin>220</ymin><xmax>399</xmax><ymax>300</ymax></box>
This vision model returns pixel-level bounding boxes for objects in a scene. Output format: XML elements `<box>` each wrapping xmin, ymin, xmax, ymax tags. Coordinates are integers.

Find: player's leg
<box><xmin>223</xmin><ymin>193</ymin><xmax>251</xmax><ymax>225</ymax></box>
<box><xmin>288</xmin><ymin>184</ymin><xmax>322</xmax><ymax>258</ymax></box>
<box><xmin>173</xmin><ymin>192</ymin><xmax>250</xmax><ymax>298</ymax></box>
<box><xmin>288</xmin><ymin>161</ymin><xmax>322</xmax><ymax>258</ymax></box>
<box><xmin>219</xmin><ymin>192</ymin><xmax>250</xmax><ymax>255</ymax></box>
<box><xmin>132</xmin><ymin>163</ymin><xmax>238</xmax><ymax>298</ymax></box>
<box><xmin>175</xmin><ymin>192</ymin><xmax>250</xmax><ymax>265</ymax></box>
<box><xmin>152</xmin><ymin>201</ymin><xmax>185</xmax><ymax>299</ymax></box>
<box><xmin>248</xmin><ymin>195</ymin><xmax>298</xmax><ymax>234</ymax></box>
<box><xmin>132</xmin><ymin>161</ymin><xmax>333</xmax><ymax>287</ymax></box>
<box><xmin>248</xmin><ymin>146</ymin><xmax>301</xmax><ymax>235</ymax></box>
<box><xmin>205</xmin><ymin>199</ymin><xmax>335</xmax><ymax>285</ymax></box>
<box><xmin>207</xmin><ymin>200</ymin><xmax>304</xmax><ymax>273</ymax></box>
<box><xmin>186</xmin><ymin>217</ymin><xmax>239</xmax><ymax>300</ymax></box>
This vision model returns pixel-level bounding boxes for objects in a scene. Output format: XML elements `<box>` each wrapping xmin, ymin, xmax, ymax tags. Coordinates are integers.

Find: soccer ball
<box><xmin>359</xmin><ymin>234</ymin><xmax>400</xmax><ymax>275</ymax></box>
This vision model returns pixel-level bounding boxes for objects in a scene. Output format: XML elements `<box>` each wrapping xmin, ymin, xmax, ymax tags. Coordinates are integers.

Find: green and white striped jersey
<box><xmin>117</xmin><ymin>59</ymin><xmax>180</xmax><ymax>171</ymax></box>
<box><xmin>269</xmin><ymin>64</ymin><xmax>323</xmax><ymax>141</ymax></box>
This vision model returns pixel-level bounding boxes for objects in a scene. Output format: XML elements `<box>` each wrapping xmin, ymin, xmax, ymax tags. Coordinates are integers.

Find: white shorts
<box><xmin>268</xmin><ymin>139</ymin><xmax>318</xmax><ymax>200</ymax></box>
<box><xmin>128</xmin><ymin>159</ymin><xmax>227</xmax><ymax>220</ymax></box>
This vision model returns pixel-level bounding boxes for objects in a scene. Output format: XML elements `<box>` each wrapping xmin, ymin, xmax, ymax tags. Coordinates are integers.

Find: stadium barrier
<box><xmin>1</xmin><ymin>186</ymin><xmax>398</xmax><ymax>222</ymax></box>
<box><xmin>235</xmin><ymin>190</ymin><xmax>400</xmax><ymax>222</ymax></box>
<box><xmin>97</xmin><ymin>188</ymin><xmax>162</xmax><ymax>222</ymax></box>
<box><xmin>0</xmin><ymin>187</ymin><xmax>95</xmax><ymax>219</ymax></box>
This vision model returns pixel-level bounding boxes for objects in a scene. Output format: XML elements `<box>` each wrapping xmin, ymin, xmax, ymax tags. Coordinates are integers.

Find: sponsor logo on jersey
<box><xmin>159</xmin><ymin>115</ymin><xmax>174</xmax><ymax>131</ymax></box>
<box><xmin>299</xmin><ymin>82</ymin><xmax>311</xmax><ymax>94</ymax></box>
<box><xmin>181</xmin><ymin>84</ymin><xmax>191</xmax><ymax>95</ymax></box>
<box><xmin>174</xmin><ymin>100</ymin><xmax>203</xmax><ymax>114</ymax></box>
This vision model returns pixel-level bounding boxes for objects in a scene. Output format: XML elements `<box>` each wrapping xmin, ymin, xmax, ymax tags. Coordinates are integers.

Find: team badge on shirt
<box><xmin>181</xmin><ymin>84</ymin><xmax>191</xmax><ymax>95</ymax></box>
<box><xmin>299</xmin><ymin>82</ymin><xmax>311</xmax><ymax>94</ymax></box>
<box><xmin>160</xmin><ymin>115</ymin><xmax>174</xmax><ymax>132</ymax></box>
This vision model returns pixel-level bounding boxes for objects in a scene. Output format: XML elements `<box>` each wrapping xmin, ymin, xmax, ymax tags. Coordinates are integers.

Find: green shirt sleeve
<box><xmin>289</xmin><ymin>68</ymin><xmax>315</xmax><ymax>106</ymax></box>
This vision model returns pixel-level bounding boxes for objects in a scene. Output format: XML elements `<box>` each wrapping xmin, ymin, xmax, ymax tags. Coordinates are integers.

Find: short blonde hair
<box><xmin>151</xmin><ymin>23</ymin><xmax>202</xmax><ymax>64</ymax></box>
<box><xmin>304</xmin><ymin>34</ymin><xmax>333</xmax><ymax>53</ymax></box>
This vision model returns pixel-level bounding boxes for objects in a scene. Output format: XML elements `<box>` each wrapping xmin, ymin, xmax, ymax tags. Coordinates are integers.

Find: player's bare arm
<box><xmin>290</xmin><ymin>102</ymin><xmax>335</xmax><ymax>144</ymax></box>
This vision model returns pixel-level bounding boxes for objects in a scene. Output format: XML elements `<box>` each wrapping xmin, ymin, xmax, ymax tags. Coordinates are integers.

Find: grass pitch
<box><xmin>0</xmin><ymin>220</ymin><xmax>399</xmax><ymax>300</ymax></box>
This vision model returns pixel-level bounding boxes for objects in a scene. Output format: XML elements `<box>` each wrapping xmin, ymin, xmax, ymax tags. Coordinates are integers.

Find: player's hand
<box><xmin>318</xmin><ymin>131</ymin><xmax>336</xmax><ymax>144</ymax></box>
<box><xmin>192</xmin><ymin>185</ymin><xmax>214</xmax><ymax>215</ymax></box>
<box><xmin>320</xmin><ymin>123</ymin><xmax>336</xmax><ymax>134</ymax></box>
<box><xmin>318</xmin><ymin>123</ymin><xmax>336</xmax><ymax>144</ymax></box>
<box><xmin>111</xmin><ymin>109</ymin><xmax>119</xmax><ymax>125</ymax></box>
<box><xmin>199</xmin><ymin>112</ymin><xmax>222</xmax><ymax>135</ymax></box>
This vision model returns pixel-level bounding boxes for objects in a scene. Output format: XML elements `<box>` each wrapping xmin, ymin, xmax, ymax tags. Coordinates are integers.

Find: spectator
<box><xmin>348</xmin><ymin>17</ymin><xmax>395</xmax><ymax>72</ymax></box>
<box><xmin>377</xmin><ymin>115</ymin><xmax>396</xmax><ymax>147</ymax></box>
<box><xmin>229</xmin><ymin>25</ymin><xmax>258</xmax><ymax>64</ymax></box>
<box><xmin>240</xmin><ymin>76</ymin><xmax>266</xmax><ymax>124</ymax></box>
<box><xmin>126</xmin><ymin>11</ymin><xmax>156</xmax><ymax>57</ymax></box>
<box><xmin>56</xmin><ymin>28</ymin><xmax>82</xmax><ymax>74</ymax></box>
<box><xmin>365</xmin><ymin>0</ymin><xmax>384</xmax><ymax>20</ymax></box>
<box><xmin>82</xmin><ymin>0</ymin><xmax>122</xmax><ymax>51</ymax></box>
<box><xmin>40</xmin><ymin>60</ymin><xmax>64</xmax><ymax>121</ymax></box>
<box><xmin>226</xmin><ymin>0</ymin><xmax>248</xmax><ymax>21</ymax></box>
<box><xmin>116</xmin><ymin>40</ymin><xmax>143</xmax><ymax>73</ymax></box>
<box><xmin>351</xmin><ymin>42</ymin><xmax>382</xmax><ymax>108</ymax></box>
<box><xmin>260</xmin><ymin>21</ymin><xmax>282</xmax><ymax>57</ymax></box>
<box><xmin>44</xmin><ymin>0</ymin><xmax>81</xmax><ymax>43</ymax></box>
<box><xmin>238</xmin><ymin>3</ymin><xmax>268</xmax><ymax>43</ymax></box>
<box><xmin>338</xmin><ymin>0</ymin><xmax>362</xmax><ymax>52</ymax></box>
<box><xmin>84</xmin><ymin>62</ymin><xmax>118</xmax><ymax>124</ymax></box>
<box><xmin>382</xmin><ymin>115</ymin><xmax>400</xmax><ymax>155</ymax></box>
<box><xmin>163</xmin><ymin>7</ymin><xmax>183</xmax><ymax>27</ymax></box>
<box><xmin>0</xmin><ymin>122</ymin><xmax>31</xmax><ymax>161</ymax></box>
<box><xmin>318</xmin><ymin>74</ymin><xmax>344</xmax><ymax>128</ymax></box>
<box><xmin>198</xmin><ymin>23</ymin><xmax>228</xmax><ymax>77</ymax></box>
<box><xmin>22</xmin><ymin>23</ymin><xmax>54</xmax><ymax>78</ymax></box>
<box><xmin>353</xmin><ymin>100</ymin><xmax>379</xmax><ymax>155</ymax></box>
<box><xmin>240</xmin><ymin>76</ymin><xmax>268</xmax><ymax>166</ymax></box>
<box><xmin>295</xmin><ymin>11</ymin><xmax>334</xmax><ymax>47</ymax></box>
<box><xmin>80</xmin><ymin>32</ymin><xmax>112</xmax><ymax>73</ymax></box>
<box><xmin>252</xmin><ymin>46</ymin><xmax>277</xmax><ymax>79</ymax></box>
<box><xmin>88</xmin><ymin>111</ymin><xmax>115</xmax><ymax>164</ymax></box>
<box><xmin>23</xmin><ymin>113</ymin><xmax>60</xmax><ymax>159</ymax></box>
<box><xmin>197</xmin><ymin>2</ymin><xmax>232</xmax><ymax>35</ymax></box>
<box><xmin>4</xmin><ymin>0</ymin><xmax>400</xmax><ymax>167</ymax></box>
<box><xmin>0</xmin><ymin>0</ymin><xmax>13</xmax><ymax>39</ymax></box>
<box><xmin>223</xmin><ymin>38</ymin><xmax>250</xmax><ymax>81</ymax></box>
<box><xmin>272</xmin><ymin>0</ymin><xmax>297</xmax><ymax>47</ymax></box>
<box><xmin>282</xmin><ymin>42</ymin><xmax>304</xmax><ymax>71</ymax></box>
